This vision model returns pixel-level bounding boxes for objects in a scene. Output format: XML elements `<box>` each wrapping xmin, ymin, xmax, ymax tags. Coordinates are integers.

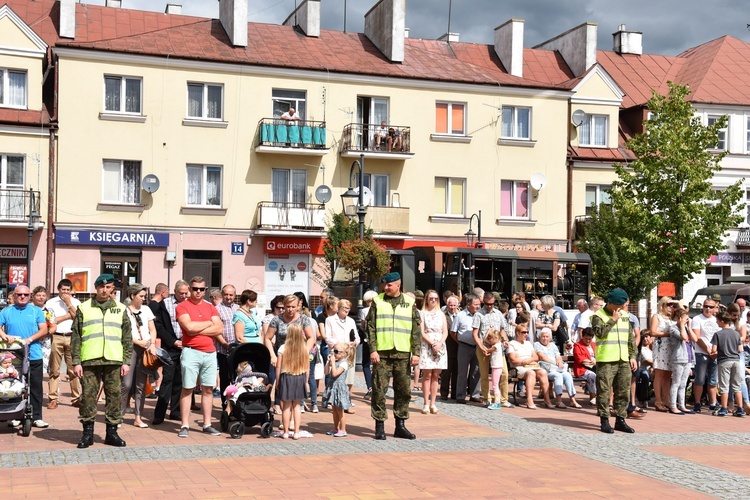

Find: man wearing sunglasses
<box><xmin>0</xmin><ymin>284</ymin><xmax>50</xmax><ymax>429</ymax></box>
<box><xmin>691</xmin><ymin>297</ymin><xmax>720</xmax><ymax>413</ymax></box>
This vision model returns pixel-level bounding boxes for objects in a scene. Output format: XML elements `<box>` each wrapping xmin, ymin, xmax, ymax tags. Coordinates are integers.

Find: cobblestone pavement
<box><xmin>3</xmin><ymin>376</ymin><xmax>749</xmax><ymax>498</ymax></box>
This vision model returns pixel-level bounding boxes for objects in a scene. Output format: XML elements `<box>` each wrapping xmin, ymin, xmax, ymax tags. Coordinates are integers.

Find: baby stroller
<box><xmin>0</xmin><ymin>342</ymin><xmax>33</xmax><ymax>437</ymax></box>
<box><xmin>220</xmin><ymin>342</ymin><xmax>274</xmax><ymax>439</ymax></box>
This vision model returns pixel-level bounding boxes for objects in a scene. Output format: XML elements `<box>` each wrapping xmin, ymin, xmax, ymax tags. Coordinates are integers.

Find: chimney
<box><xmin>219</xmin><ymin>0</ymin><xmax>248</xmax><ymax>47</ymax></box>
<box><xmin>364</xmin><ymin>0</ymin><xmax>406</xmax><ymax>63</ymax></box>
<box><xmin>105</xmin><ymin>0</ymin><xmax>122</xmax><ymax>7</ymax></box>
<box><xmin>59</xmin><ymin>0</ymin><xmax>76</xmax><ymax>39</ymax></box>
<box><xmin>613</xmin><ymin>24</ymin><xmax>642</xmax><ymax>55</ymax></box>
<box><xmin>282</xmin><ymin>0</ymin><xmax>320</xmax><ymax>38</ymax></box>
<box><xmin>534</xmin><ymin>22</ymin><xmax>598</xmax><ymax>77</ymax></box>
<box><xmin>438</xmin><ymin>32</ymin><xmax>460</xmax><ymax>43</ymax></box>
<box><xmin>494</xmin><ymin>19</ymin><xmax>524</xmax><ymax>78</ymax></box>
<box><xmin>165</xmin><ymin>3</ymin><xmax>182</xmax><ymax>15</ymax></box>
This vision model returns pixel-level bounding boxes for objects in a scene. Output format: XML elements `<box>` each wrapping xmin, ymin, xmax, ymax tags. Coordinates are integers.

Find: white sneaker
<box><xmin>8</xmin><ymin>420</ymin><xmax>20</xmax><ymax>427</ymax></box>
<box><xmin>32</xmin><ymin>420</ymin><xmax>49</xmax><ymax>428</ymax></box>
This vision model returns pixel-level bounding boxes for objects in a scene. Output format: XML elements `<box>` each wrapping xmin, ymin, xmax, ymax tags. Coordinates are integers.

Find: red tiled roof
<box><xmin>3</xmin><ymin>0</ymin><xmax>575</xmax><ymax>89</ymax></box>
<box><xmin>0</xmin><ymin>107</ymin><xmax>51</xmax><ymax>127</ymax></box>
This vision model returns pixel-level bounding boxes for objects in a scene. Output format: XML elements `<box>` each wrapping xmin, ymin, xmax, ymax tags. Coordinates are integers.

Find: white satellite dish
<box><xmin>353</xmin><ymin>186</ymin><xmax>375</xmax><ymax>206</ymax></box>
<box><xmin>572</xmin><ymin>109</ymin><xmax>587</xmax><ymax>127</ymax></box>
<box><xmin>530</xmin><ymin>172</ymin><xmax>547</xmax><ymax>191</ymax></box>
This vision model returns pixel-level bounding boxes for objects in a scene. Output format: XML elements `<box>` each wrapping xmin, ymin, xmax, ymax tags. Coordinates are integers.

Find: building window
<box><xmin>434</xmin><ymin>177</ymin><xmax>465</xmax><ymax>216</ymax></box>
<box><xmin>272</xmin><ymin>89</ymin><xmax>306</xmax><ymax>120</ymax></box>
<box><xmin>272</xmin><ymin>168</ymin><xmax>307</xmax><ymax>206</ymax></box>
<box><xmin>0</xmin><ymin>69</ymin><xmax>27</xmax><ymax>108</ymax></box>
<box><xmin>585</xmin><ymin>184</ymin><xmax>611</xmax><ymax>215</ymax></box>
<box><xmin>362</xmin><ymin>173</ymin><xmax>389</xmax><ymax>206</ymax></box>
<box><xmin>186</xmin><ymin>164</ymin><xmax>222</xmax><ymax>207</ymax></box>
<box><xmin>746</xmin><ymin>189</ymin><xmax>750</xmax><ymax>225</ymax></box>
<box><xmin>102</xmin><ymin>160</ymin><xmax>141</xmax><ymax>204</ymax></box>
<box><xmin>501</xmin><ymin>106</ymin><xmax>531</xmax><ymax>140</ymax></box>
<box><xmin>746</xmin><ymin>116</ymin><xmax>750</xmax><ymax>153</ymax></box>
<box><xmin>187</xmin><ymin>83</ymin><xmax>223</xmax><ymax>120</ymax></box>
<box><xmin>708</xmin><ymin>115</ymin><xmax>727</xmax><ymax>150</ymax></box>
<box><xmin>579</xmin><ymin>114</ymin><xmax>607</xmax><ymax>147</ymax></box>
<box><xmin>435</xmin><ymin>102</ymin><xmax>466</xmax><ymax>135</ymax></box>
<box><xmin>0</xmin><ymin>154</ymin><xmax>24</xmax><ymax>217</ymax></box>
<box><xmin>104</xmin><ymin>76</ymin><xmax>142</xmax><ymax>114</ymax></box>
<box><xmin>500</xmin><ymin>180</ymin><xmax>529</xmax><ymax>219</ymax></box>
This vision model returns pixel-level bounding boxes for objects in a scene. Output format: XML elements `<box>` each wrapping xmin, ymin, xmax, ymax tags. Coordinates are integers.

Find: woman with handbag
<box><xmin>121</xmin><ymin>283</ymin><xmax>157</xmax><ymax>428</ymax></box>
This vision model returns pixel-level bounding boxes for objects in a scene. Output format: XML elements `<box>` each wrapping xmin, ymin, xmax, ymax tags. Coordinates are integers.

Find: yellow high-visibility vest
<box><xmin>372</xmin><ymin>293</ymin><xmax>414</xmax><ymax>352</ymax></box>
<box><xmin>79</xmin><ymin>299</ymin><xmax>125</xmax><ymax>363</ymax></box>
<box><xmin>594</xmin><ymin>308</ymin><xmax>630</xmax><ymax>362</ymax></box>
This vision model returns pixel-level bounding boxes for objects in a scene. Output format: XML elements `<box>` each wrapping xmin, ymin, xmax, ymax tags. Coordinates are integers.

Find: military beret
<box><xmin>381</xmin><ymin>271</ymin><xmax>401</xmax><ymax>283</ymax></box>
<box><xmin>606</xmin><ymin>288</ymin><xmax>629</xmax><ymax>305</ymax></box>
<box><xmin>711</xmin><ymin>293</ymin><xmax>722</xmax><ymax>303</ymax></box>
<box><xmin>94</xmin><ymin>273</ymin><xmax>115</xmax><ymax>287</ymax></box>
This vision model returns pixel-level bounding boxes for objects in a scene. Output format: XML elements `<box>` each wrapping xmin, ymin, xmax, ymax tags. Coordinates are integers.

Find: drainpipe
<box><xmin>566</xmin><ymin>101</ymin><xmax>573</xmax><ymax>253</ymax></box>
<box><xmin>46</xmin><ymin>126</ymin><xmax>56</xmax><ymax>291</ymax></box>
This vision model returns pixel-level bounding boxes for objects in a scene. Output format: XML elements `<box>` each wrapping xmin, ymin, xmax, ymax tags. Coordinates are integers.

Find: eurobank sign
<box><xmin>57</xmin><ymin>229</ymin><xmax>169</xmax><ymax>247</ymax></box>
<box><xmin>264</xmin><ymin>237</ymin><xmax>324</xmax><ymax>255</ymax></box>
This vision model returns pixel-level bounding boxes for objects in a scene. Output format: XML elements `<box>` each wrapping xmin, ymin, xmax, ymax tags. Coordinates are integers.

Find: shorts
<box><xmin>180</xmin><ymin>347</ymin><xmax>218</xmax><ymax>389</ymax></box>
<box><xmin>693</xmin><ymin>353</ymin><xmax>718</xmax><ymax>387</ymax></box>
<box><xmin>717</xmin><ymin>359</ymin><xmax>743</xmax><ymax>395</ymax></box>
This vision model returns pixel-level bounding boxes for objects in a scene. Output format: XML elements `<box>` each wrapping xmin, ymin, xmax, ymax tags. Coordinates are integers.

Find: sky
<box><xmin>88</xmin><ymin>0</ymin><xmax>748</xmax><ymax>56</ymax></box>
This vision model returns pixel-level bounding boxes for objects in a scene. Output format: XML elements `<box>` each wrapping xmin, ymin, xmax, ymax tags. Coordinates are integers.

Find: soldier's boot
<box><xmin>393</xmin><ymin>418</ymin><xmax>416</xmax><ymax>440</ymax></box>
<box><xmin>614</xmin><ymin>417</ymin><xmax>635</xmax><ymax>434</ymax></box>
<box><xmin>77</xmin><ymin>421</ymin><xmax>95</xmax><ymax>449</ymax></box>
<box><xmin>600</xmin><ymin>416</ymin><xmax>614</xmax><ymax>434</ymax></box>
<box><xmin>104</xmin><ymin>424</ymin><xmax>127</xmax><ymax>447</ymax></box>
<box><xmin>374</xmin><ymin>420</ymin><xmax>386</xmax><ymax>440</ymax></box>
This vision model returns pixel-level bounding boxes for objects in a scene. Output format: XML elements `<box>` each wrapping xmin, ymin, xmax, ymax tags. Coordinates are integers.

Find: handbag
<box><xmin>314</xmin><ymin>351</ymin><xmax>325</xmax><ymax>380</ymax></box>
<box><xmin>142</xmin><ymin>349</ymin><xmax>162</xmax><ymax>371</ymax></box>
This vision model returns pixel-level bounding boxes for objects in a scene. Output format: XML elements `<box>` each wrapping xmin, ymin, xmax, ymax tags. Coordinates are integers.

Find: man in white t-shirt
<box><xmin>45</xmin><ymin>279</ymin><xmax>82</xmax><ymax>409</ymax></box>
<box><xmin>736</xmin><ymin>298</ymin><xmax>749</xmax><ymax>328</ymax></box>
<box><xmin>577</xmin><ymin>296</ymin><xmax>604</xmax><ymax>338</ymax></box>
<box><xmin>690</xmin><ymin>297</ymin><xmax>720</xmax><ymax>413</ymax></box>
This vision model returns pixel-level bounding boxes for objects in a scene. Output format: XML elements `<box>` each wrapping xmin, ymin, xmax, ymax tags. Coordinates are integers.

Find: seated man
<box><xmin>388</xmin><ymin>127</ymin><xmax>402</xmax><ymax>152</ymax></box>
<box><xmin>374</xmin><ymin>121</ymin><xmax>388</xmax><ymax>149</ymax></box>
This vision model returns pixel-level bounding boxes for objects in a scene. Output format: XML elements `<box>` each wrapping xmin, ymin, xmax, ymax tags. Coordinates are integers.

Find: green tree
<box><xmin>583</xmin><ymin>82</ymin><xmax>743</xmax><ymax>297</ymax></box>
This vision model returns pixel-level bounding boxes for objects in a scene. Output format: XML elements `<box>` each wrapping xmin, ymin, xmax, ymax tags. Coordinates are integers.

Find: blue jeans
<box><xmin>548</xmin><ymin>370</ymin><xmax>576</xmax><ymax>397</ymax></box>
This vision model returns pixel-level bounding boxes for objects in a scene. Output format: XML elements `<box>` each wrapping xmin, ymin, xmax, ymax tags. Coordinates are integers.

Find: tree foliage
<box><xmin>582</xmin><ymin>82</ymin><xmax>743</xmax><ymax>297</ymax></box>
<box><xmin>312</xmin><ymin>211</ymin><xmax>389</xmax><ymax>288</ymax></box>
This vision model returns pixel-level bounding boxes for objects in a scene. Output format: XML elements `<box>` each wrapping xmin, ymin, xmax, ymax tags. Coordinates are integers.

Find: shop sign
<box><xmin>0</xmin><ymin>247</ymin><xmax>27</xmax><ymax>259</ymax></box>
<box><xmin>707</xmin><ymin>253</ymin><xmax>745</xmax><ymax>264</ymax></box>
<box><xmin>9</xmin><ymin>265</ymin><xmax>27</xmax><ymax>285</ymax></box>
<box><xmin>57</xmin><ymin>229</ymin><xmax>169</xmax><ymax>247</ymax></box>
<box><xmin>264</xmin><ymin>237</ymin><xmax>323</xmax><ymax>255</ymax></box>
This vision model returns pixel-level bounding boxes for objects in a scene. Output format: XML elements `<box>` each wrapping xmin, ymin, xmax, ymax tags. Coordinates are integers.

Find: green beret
<box><xmin>606</xmin><ymin>288</ymin><xmax>628</xmax><ymax>305</ymax></box>
<box><xmin>381</xmin><ymin>271</ymin><xmax>401</xmax><ymax>283</ymax></box>
<box><xmin>94</xmin><ymin>273</ymin><xmax>115</xmax><ymax>287</ymax></box>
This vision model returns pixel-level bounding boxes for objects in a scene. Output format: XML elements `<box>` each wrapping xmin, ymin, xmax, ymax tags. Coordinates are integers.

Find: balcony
<box><xmin>339</xmin><ymin>123</ymin><xmax>414</xmax><ymax>159</ymax></box>
<box><xmin>0</xmin><ymin>188</ymin><xmax>41</xmax><ymax>226</ymax></box>
<box><xmin>344</xmin><ymin>204</ymin><xmax>410</xmax><ymax>235</ymax></box>
<box><xmin>255</xmin><ymin>201</ymin><xmax>326</xmax><ymax>232</ymax></box>
<box><xmin>254</xmin><ymin>118</ymin><xmax>329</xmax><ymax>156</ymax></box>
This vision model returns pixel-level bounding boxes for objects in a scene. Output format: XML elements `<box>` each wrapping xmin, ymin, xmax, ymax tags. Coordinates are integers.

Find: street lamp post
<box><xmin>465</xmin><ymin>210</ymin><xmax>482</xmax><ymax>248</ymax></box>
<box><xmin>26</xmin><ymin>188</ymin><xmax>41</xmax><ymax>286</ymax></box>
<box><xmin>340</xmin><ymin>153</ymin><xmax>367</xmax><ymax>313</ymax></box>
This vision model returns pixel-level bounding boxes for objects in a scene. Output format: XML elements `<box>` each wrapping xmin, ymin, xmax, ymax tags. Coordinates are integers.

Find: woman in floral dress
<box><xmin>419</xmin><ymin>290</ymin><xmax>448</xmax><ymax>415</ymax></box>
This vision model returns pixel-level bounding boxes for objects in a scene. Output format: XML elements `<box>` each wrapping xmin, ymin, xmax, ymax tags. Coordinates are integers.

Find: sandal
<box><xmin>430</xmin><ymin>406</ymin><xmax>439</xmax><ymax>415</ymax></box>
<box><xmin>527</xmin><ymin>404</ymin><xmax>538</xmax><ymax>410</ymax></box>
<box><xmin>555</xmin><ymin>402</ymin><xmax>567</xmax><ymax>409</ymax></box>
<box><xmin>421</xmin><ymin>406</ymin><xmax>429</xmax><ymax>414</ymax></box>
<box><xmin>272</xmin><ymin>406</ymin><xmax>282</xmax><ymax>415</ymax></box>
<box><xmin>570</xmin><ymin>402</ymin><xmax>583</xmax><ymax>409</ymax></box>
<box><xmin>292</xmin><ymin>433</ymin><xmax>301</xmax><ymax>440</ymax></box>
<box><xmin>281</xmin><ymin>433</ymin><xmax>289</xmax><ymax>439</ymax></box>
<box><xmin>542</xmin><ymin>402</ymin><xmax>555</xmax><ymax>409</ymax></box>
<box><xmin>654</xmin><ymin>403</ymin><xmax>669</xmax><ymax>413</ymax></box>
<box><xmin>134</xmin><ymin>422</ymin><xmax>149</xmax><ymax>428</ymax></box>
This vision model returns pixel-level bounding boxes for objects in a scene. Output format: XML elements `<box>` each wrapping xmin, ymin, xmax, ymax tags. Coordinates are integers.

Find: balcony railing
<box><xmin>256</xmin><ymin>201</ymin><xmax>326</xmax><ymax>231</ymax></box>
<box><xmin>0</xmin><ymin>188</ymin><xmax>41</xmax><ymax>223</ymax></box>
<box><xmin>573</xmin><ymin>215</ymin><xmax>591</xmax><ymax>241</ymax></box>
<box><xmin>340</xmin><ymin>123</ymin><xmax>412</xmax><ymax>154</ymax></box>
<box><xmin>344</xmin><ymin>204</ymin><xmax>410</xmax><ymax>235</ymax></box>
<box><xmin>256</xmin><ymin>118</ymin><xmax>328</xmax><ymax>150</ymax></box>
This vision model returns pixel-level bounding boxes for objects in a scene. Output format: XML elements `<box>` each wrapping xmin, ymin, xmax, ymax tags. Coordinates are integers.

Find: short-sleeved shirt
<box><xmin>0</xmin><ymin>304</ymin><xmax>45</xmax><ymax>360</ymax></box>
<box><xmin>216</xmin><ymin>301</ymin><xmax>239</xmax><ymax>354</ymax></box>
<box><xmin>472</xmin><ymin>309</ymin><xmax>507</xmax><ymax>342</ymax></box>
<box><xmin>451</xmin><ymin>309</ymin><xmax>477</xmax><ymax>346</ymax></box>
<box><xmin>45</xmin><ymin>295</ymin><xmax>81</xmax><ymax>334</ymax></box>
<box><xmin>711</xmin><ymin>328</ymin><xmax>741</xmax><ymax>362</ymax></box>
<box><xmin>507</xmin><ymin>339</ymin><xmax>534</xmax><ymax>363</ymax></box>
<box><xmin>534</xmin><ymin>341</ymin><xmax>561</xmax><ymax>373</ymax></box>
<box><xmin>176</xmin><ymin>300</ymin><xmax>220</xmax><ymax>353</ymax></box>
<box><xmin>127</xmin><ymin>305</ymin><xmax>155</xmax><ymax>342</ymax></box>
<box><xmin>232</xmin><ymin>310</ymin><xmax>262</xmax><ymax>344</ymax></box>
<box><xmin>577</xmin><ymin>309</ymin><xmax>595</xmax><ymax>331</ymax></box>
<box><xmin>691</xmin><ymin>313</ymin><xmax>720</xmax><ymax>356</ymax></box>
<box><xmin>268</xmin><ymin>314</ymin><xmax>312</xmax><ymax>352</ymax></box>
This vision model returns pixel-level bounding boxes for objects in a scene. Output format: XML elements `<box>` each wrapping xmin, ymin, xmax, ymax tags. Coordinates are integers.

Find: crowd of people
<box><xmin>0</xmin><ymin>273</ymin><xmax>748</xmax><ymax>444</ymax></box>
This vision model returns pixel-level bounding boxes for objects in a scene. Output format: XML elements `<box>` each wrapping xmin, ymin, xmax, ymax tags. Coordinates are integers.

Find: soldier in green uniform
<box><xmin>591</xmin><ymin>288</ymin><xmax>637</xmax><ymax>434</ymax></box>
<box><xmin>71</xmin><ymin>274</ymin><xmax>132</xmax><ymax>448</ymax></box>
<box><xmin>366</xmin><ymin>272</ymin><xmax>421</xmax><ymax>440</ymax></box>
